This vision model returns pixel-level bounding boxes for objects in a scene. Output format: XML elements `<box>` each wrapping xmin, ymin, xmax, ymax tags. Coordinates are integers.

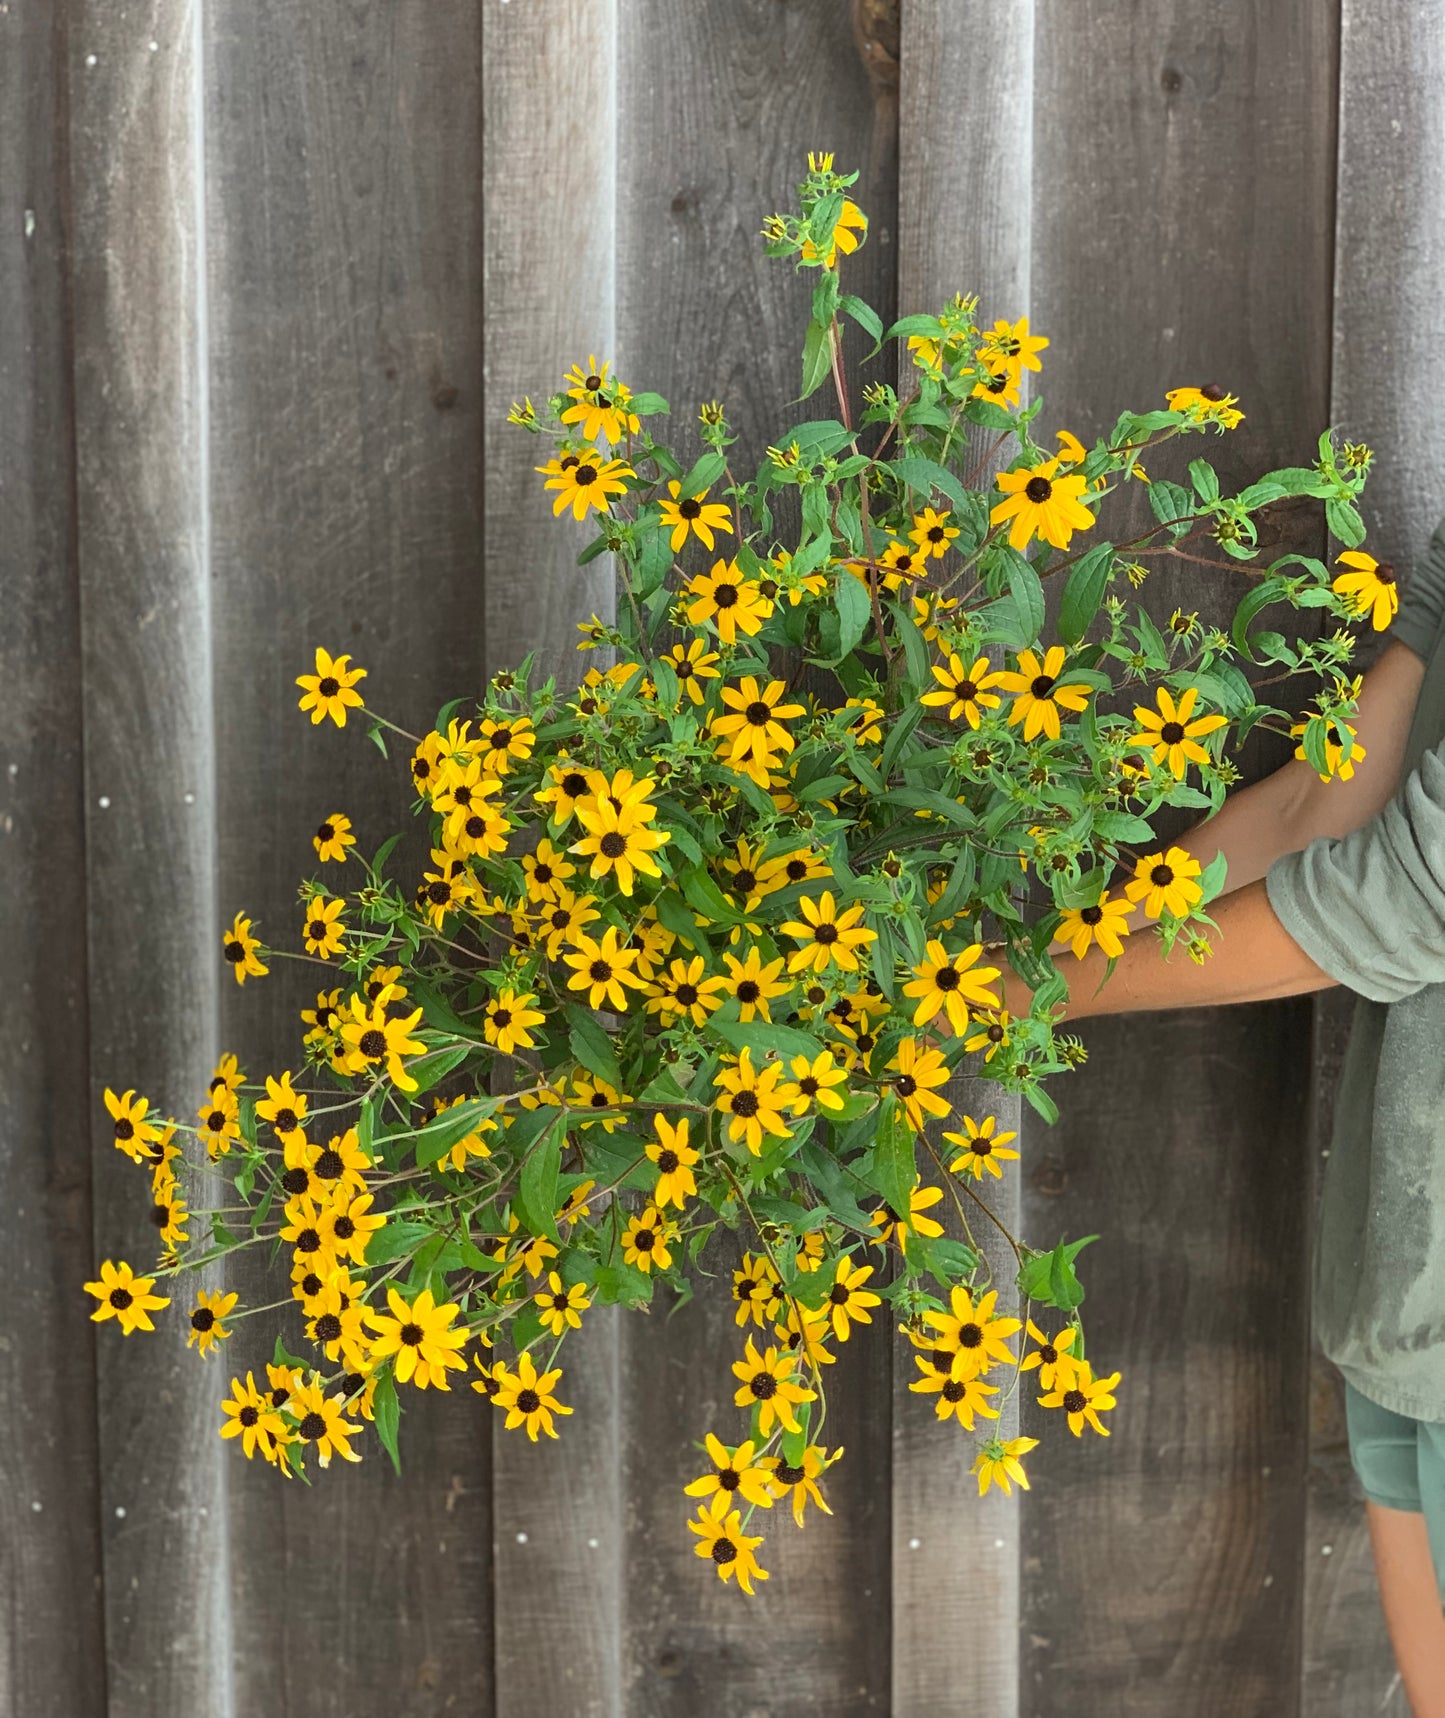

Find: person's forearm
<box><xmin>998</xmin><ymin>876</ymin><xmax>1339</xmax><ymax>1021</ymax></box>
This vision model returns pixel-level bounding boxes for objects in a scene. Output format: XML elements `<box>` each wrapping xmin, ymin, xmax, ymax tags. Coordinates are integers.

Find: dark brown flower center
<box><xmin>1025</xmin><ymin>476</ymin><xmax>1052</xmax><ymax>503</ymax></box>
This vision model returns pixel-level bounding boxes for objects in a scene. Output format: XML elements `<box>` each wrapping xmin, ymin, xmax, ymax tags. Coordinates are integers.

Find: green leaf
<box><xmin>679</xmin><ymin>864</ymin><xmax>745</xmax><ymax>926</ymax></box>
<box><xmin>1230</xmin><ymin>576</ymin><xmax>1286</xmax><ymax>662</ymax></box>
<box><xmin>566</xmin><ymin>1005</ymin><xmax>624</xmax><ymax>1089</ymax></box>
<box><xmin>516</xmin><ymin>1115</ymin><xmax>565</xmax><ymax>1245</ymax></box>
<box><xmin>867</xmin><ymin>1096</ymin><xmax>916</xmax><ymax>1224</ymax></box>
<box><xmin>373</xmin><ymin>1370</ymin><xmax>402</xmax><ymax>1476</ymax></box>
<box><xmin>629</xmin><ymin>391</ymin><xmax>670</xmax><ymax>417</ymax></box>
<box><xmin>366</xmin><ymin>1219</ymin><xmax>435</xmax><ymax>1266</ymax></box>
<box><xmin>838</xmin><ymin>292</ymin><xmax>884</xmax><ymax>357</ymax></box>
<box><xmin>366</xmin><ymin>721</ymin><xmax>389</xmax><ymax>760</ymax></box>
<box><xmin>800</xmin><ymin>318</ymin><xmax>834</xmax><ymax>402</ymax></box>
<box><xmin>680</xmin><ymin>450</ymin><xmax>727</xmax><ymax>496</ymax></box>
<box><xmin>889</xmin><ymin>454</ymin><xmax>970</xmax><ymax>517</ymax></box>
<box><xmin>1016</xmin><ymin>1235</ymin><xmax>1097</xmax><ymax>1312</ymax></box>
<box><xmin>1188</xmin><ymin>458</ymin><xmax>1220</xmax><ymax>504</ymax></box>
<box><xmin>709</xmin><ymin>1017</ymin><xmax>827</xmax><ymax>1063</ymax></box>
<box><xmin>1057</xmin><ymin>544</ymin><xmax>1115</xmax><ymax>647</ymax></box>
<box><xmin>883</xmin><ymin>313</ymin><xmax>945</xmax><ymax>340</ymax></box>
<box><xmin>413</xmin><ymin>1096</ymin><xmax>501</xmax><ymax>1168</ymax></box>
<box><xmin>1006</xmin><ymin>554</ymin><xmax>1045</xmax><ymax>645</ymax></box>
<box><xmin>1326</xmin><ymin>497</ymin><xmax>1366</xmax><ymax>548</ymax></box>
<box><xmin>403</xmin><ymin>1042</ymin><xmax>473</xmax><ymax>1097</ymax></box>
<box><xmin>833</xmin><ymin>568</ymin><xmax>872</xmax><ymax>660</ymax></box>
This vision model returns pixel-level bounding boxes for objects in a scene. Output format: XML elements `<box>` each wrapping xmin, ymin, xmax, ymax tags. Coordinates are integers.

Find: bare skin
<box><xmin>995</xmin><ymin>639</ymin><xmax>1444</xmax><ymax>1686</ymax></box>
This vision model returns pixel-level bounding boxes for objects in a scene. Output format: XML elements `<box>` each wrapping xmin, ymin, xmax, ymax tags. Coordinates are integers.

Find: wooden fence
<box><xmin>4</xmin><ymin>1</ymin><xmax>1443</xmax><ymax>1713</ymax></box>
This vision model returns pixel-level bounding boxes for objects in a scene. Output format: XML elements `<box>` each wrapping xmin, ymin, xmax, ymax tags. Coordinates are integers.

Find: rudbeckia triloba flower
<box><xmin>96</xmin><ymin>156</ymin><xmax>1373</xmax><ymax>1568</ymax></box>
<box><xmin>970</xmin><ymin>1435</ymin><xmax>1041</xmax><ymax>1496</ymax></box>
<box><xmin>1127</xmin><ymin>685</ymin><xmax>1228</xmax><ymax>780</ymax></box>
<box><xmin>990</xmin><ymin>454</ymin><xmax>1096</xmax><ymax>552</ymax></box>
<box><xmin>1332</xmin><ymin>549</ymin><xmax>1399</xmax><ymax>630</ymax></box>
<box><xmin>1038</xmin><ymin>1358</ymin><xmax>1123</xmax><ymax>1437</ymax></box>
<box><xmin>295</xmin><ymin>646</ymin><xmax>366</xmax><ymax>727</ymax></box>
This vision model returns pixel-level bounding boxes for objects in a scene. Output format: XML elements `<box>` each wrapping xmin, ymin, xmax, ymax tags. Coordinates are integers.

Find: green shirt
<box><xmin>1264</xmin><ymin>519</ymin><xmax>1445</xmax><ymax>1419</ymax></box>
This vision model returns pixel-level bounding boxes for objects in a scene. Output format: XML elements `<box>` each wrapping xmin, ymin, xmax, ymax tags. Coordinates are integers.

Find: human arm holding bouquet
<box><xmin>997</xmin><ymin>520</ymin><xmax>1445</xmax><ymax>1021</ymax></box>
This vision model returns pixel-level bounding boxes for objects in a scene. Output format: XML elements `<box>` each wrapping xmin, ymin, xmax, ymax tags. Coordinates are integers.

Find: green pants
<box><xmin>1344</xmin><ymin>1378</ymin><xmax>1445</xmax><ymax>1606</ymax></box>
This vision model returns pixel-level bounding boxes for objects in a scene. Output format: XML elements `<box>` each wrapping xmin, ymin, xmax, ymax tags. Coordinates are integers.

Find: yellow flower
<box><xmin>659</xmin><ymin>480</ymin><xmax>734</xmax><ymax>552</ymax></box>
<box><xmin>991</xmin><ymin>455</ymin><xmax>1096</xmax><ymax>553</ymax></box>
<box><xmin>1038</xmin><ymin>1357</ymin><xmax>1122</xmax><ymax>1437</ymax></box>
<box><xmin>910</xmin><ymin>1360</ymin><xmax>1001</xmax><ymax>1429</ymax></box>
<box><xmin>762</xmin><ymin>1443</ymin><xmax>839</xmax><ymax>1527</ymax></box>
<box><xmin>301</xmin><ymin>893</ymin><xmax>347</xmax><ymax>959</ymax></box>
<box><xmin>1127</xmin><ymin>685</ymin><xmax>1228</xmax><ymax>779</ymax></box>
<box><xmin>103</xmin><ymin>1085</ymin><xmax>165</xmax><ymax>1166</ymax></box>
<box><xmin>1291</xmin><ymin>715</ymin><xmax>1366</xmax><ymax>782</ymax></box>
<box><xmin>887</xmin><ymin>1037</ymin><xmax>952</xmax><ymax>1130</ymax></box>
<box><xmin>993</xmin><ymin>646</ymin><xmax>1094</xmax><ymax>742</ymax></box>
<box><xmin>558</xmin><ymin>355</ymin><xmax>639</xmax><ymax>443</ymax></box>
<box><xmin>903</xmin><ymin>939</ymin><xmax>1002</xmax><ymax>1037</ymax></box>
<box><xmin>712</xmin><ymin>677</ymin><xmax>805</xmax><ymax>772</ymax></box>
<box><xmin>920</xmin><ymin>653</ymin><xmax>1005</xmax><ymax>727</ymax></box>
<box><xmin>535</xmin><ymin>447</ymin><xmax>635</xmax><ymax>521</ymax></box>
<box><xmin>287</xmin><ymin>1373</ymin><xmax>364</xmax><ymax>1467</ymax></box>
<box><xmin>925</xmin><ymin>1285</ymin><xmax>1022</xmax><ymax>1381</ymax></box>
<box><xmin>477</xmin><ymin>714</ymin><xmax>536</xmax><ymax>775</ymax></box>
<box><xmin>562</xmin><ymin>926</ymin><xmax>650</xmax><ymax>1011</ymax></box>
<box><xmin>1165</xmin><ymin>383</ymin><xmax>1244</xmax><ymax>430</ymax></box>
<box><xmin>978</xmin><ymin>315</ymin><xmax>1049</xmax><ymax>378</ymax></box>
<box><xmin>186</xmin><ymin>1288</ymin><xmax>240</xmax><ymax>1358</ymax></box>
<box><xmin>621</xmin><ymin>1202</ymin><xmax>678</xmax><ymax>1273</ymax></box>
<box><xmin>721</xmin><ymin>945</ymin><xmax>793</xmax><ymax>1022</ymax></box>
<box><xmin>522</xmin><ymin>838</ymin><xmax>576</xmax><ymax>902</ymax></box>
<box><xmin>971</xmin><ymin>1434</ymin><xmax>1040</xmax><ymax>1496</ymax></box>
<box><xmin>647</xmin><ymin>1113</ymin><xmax>700</xmax><ymax>1209</ymax></box>
<box><xmin>255</xmin><ymin>1070</ymin><xmax>308</xmax><ymax>1141</ymax></box>
<box><xmin>1017</xmin><ymin>1318</ymin><xmax>1082</xmax><ymax>1392</ymax></box>
<box><xmin>482</xmin><ymin>987</ymin><xmax>546</xmax><ymax>1056</ymax></box>
<box><xmin>665</xmin><ymin>637</ymin><xmax>723</xmax><ymax>705</ymax></box>
<box><xmin>945</xmin><ymin>1114</ymin><xmax>1020</xmax><ymax>1182</ymax></box>
<box><xmin>296</xmin><ymin>647</ymin><xmax>367</xmax><ymax>727</ymax></box>
<box><xmin>646</xmin><ymin>955</ymin><xmax>728</xmax><ymax>1027</ymax></box>
<box><xmin>687</xmin><ymin>1504</ymin><xmax>770</xmax><ymax>1595</ymax></box>
<box><xmin>1332</xmin><ymin>549</ymin><xmax>1399</xmax><ymax>631</ymax></box>
<box><xmin>779</xmin><ymin>891</ymin><xmax>877</xmax><ymax>975</ymax></box>
<box><xmin>84</xmin><ymin>1259</ymin><xmax>171</xmax><ymax>1334</ymax></box>
<box><xmin>1053</xmin><ymin>891</ymin><xmax>1134</xmax><ymax>960</ymax></box>
<box><xmin>963</xmin><ymin>1006</ymin><xmax>1013</xmax><ymax>1063</ymax></box>
<box><xmin>731</xmin><ymin>1336</ymin><xmax>817</xmax><ymax>1436</ymax></box>
<box><xmin>908</xmin><ymin>505</ymin><xmax>960</xmax><ymax>561</ymax></box>
<box><xmin>686</xmin><ymin>560</ymin><xmax>771</xmax><ymax>644</ymax></box>
<box><xmin>869</xmin><ymin>1176</ymin><xmax>946</xmax><ymax>1255</ymax></box>
<box><xmin>1123</xmin><ymin>845</ymin><xmax>1203</xmax><ymax>920</ymax></box>
<box><xmin>221</xmin><ymin>912</ymin><xmax>269</xmax><ymax>984</ymax></box>
<box><xmin>490</xmin><ymin>1350</ymin><xmax>574</xmax><ymax>1440</ymax></box>
<box><xmin>776</xmin><ymin>1050</ymin><xmax>849</xmax><ymax>1116</ymax></box>
<box><xmin>822</xmin><ymin>1253</ymin><xmax>881</xmax><ymax>1342</ymax></box>
<box><xmin>684</xmin><ymin>1433</ymin><xmax>776</xmax><ymax>1515</ymax></box>
<box><xmin>337</xmin><ymin>987</ymin><xmax>428</xmax><ymax>1091</ymax></box>
<box><xmin>714</xmin><ymin>1049</ymin><xmax>793</xmax><ymax>1156</ymax></box>
<box><xmin>363</xmin><ymin>1286</ymin><xmax>470</xmax><ymax>1389</ymax></box>
<box><xmin>312</xmin><ymin>812</ymin><xmax>355</xmax><ymax>863</ymax></box>
<box><xmin>535</xmin><ymin>1270</ymin><xmax>592</xmax><ymax>1337</ymax></box>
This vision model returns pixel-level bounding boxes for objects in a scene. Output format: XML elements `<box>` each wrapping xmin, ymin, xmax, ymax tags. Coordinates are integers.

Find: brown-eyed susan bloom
<box><xmin>363</xmin><ymin>1286</ymin><xmax>470</xmax><ymax>1389</ymax></box>
<box><xmin>731</xmin><ymin>1336</ymin><xmax>816</xmax><ymax>1437</ymax></box>
<box><xmin>909</xmin><ymin>505</ymin><xmax>960</xmax><ymax>561</ymax></box>
<box><xmin>714</xmin><ymin>1049</ymin><xmax>792</xmax><ymax>1156</ymax></box>
<box><xmin>887</xmin><ymin>1038</ymin><xmax>952</xmax><ymax>1130</ymax></box>
<box><xmin>971</xmin><ymin>1434</ymin><xmax>1040</xmax><ymax>1497</ymax></box>
<box><xmin>491</xmin><ymin>1350</ymin><xmax>574</xmax><ymax>1441</ymax></box>
<box><xmin>220</xmin><ymin>1371</ymin><xmax>290</xmax><ymax>1462</ymax></box>
<box><xmin>686</xmin><ymin>560</ymin><xmax>770</xmax><ymax>644</ymax></box>
<box><xmin>1053</xmin><ymin>891</ymin><xmax>1134</xmax><ymax>960</ymax></box>
<box><xmin>221</xmin><ymin>911</ymin><xmax>269</xmax><ymax>983</ymax></box>
<box><xmin>288</xmin><ymin>1373</ymin><xmax>363</xmax><ymax>1466</ymax></box>
<box><xmin>312</xmin><ymin>812</ymin><xmax>355</xmax><ymax>863</ymax></box>
<box><xmin>687</xmin><ymin>1504</ymin><xmax>769</xmax><ymax>1595</ymax></box>
<box><xmin>925</xmin><ymin>1285</ymin><xmax>1022</xmax><ymax>1381</ymax></box>
<box><xmin>994</xmin><ymin>646</ymin><xmax>1094</xmax><ymax>742</ymax></box>
<box><xmin>665</xmin><ymin>637</ymin><xmax>722</xmax><ymax>705</ymax></box>
<box><xmin>945</xmin><ymin>1113</ymin><xmax>1020</xmax><ymax>1182</ymax></box>
<box><xmin>647</xmin><ymin>1113</ymin><xmax>700</xmax><ymax>1209</ymax></box>
<box><xmin>1018</xmin><ymin>1319</ymin><xmax>1082</xmax><ymax>1392</ymax></box>
<box><xmin>732</xmin><ymin>1251</ymin><xmax>783</xmax><ymax>1329</ymax></box>
<box><xmin>1123</xmin><ymin>845</ymin><xmax>1203</xmax><ymax>920</ymax></box>
<box><xmin>869</xmin><ymin>1177</ymin><xmax>946</xmax><ymax>1255</ymax></box>
<box><xmin>1127</xmin><ymin>685</ymin><xmax>1228</xmax><ymax>780</ymax></box>
<box><xmin>535</xmin><ymin>447</ymin><xmax>635</xmax><ymax>521</ymax></box>
<box><xmin>535</xmin><ymin>1270</ymin><xmax>592</xmax><ymax>1337</ymax></box>
<box><xmin>903</xmin><ymin>939</ymin><xmax>1002</xmax><ymax>1037</ymax></box>
<box><xmin>337</xmin><ymin>988</ymin><xmax>428</xmax><ymax>1091</ymax></box>
<box><xmin>569</xmin><ymin>798</ymin><xmax>670</xmax><ymax>897</ymax></box>
<box><xmin>800</xmin><ymin>195</ymin><xmax>867</xmax><ymax>269</ymax></box>
<box><xmin>909</xmin><ymin>1360</ymin><xmax>1001</xmax><ymax>1429</ymax></box>
<box><xmin>776</xmin><ymin>1049</ymin><xmax>848</xmax><ymax>1116</ymax></box>
<box><xmin>1332</xmin><ymin>549</ymin><xmax>1399</xmax><ymax>630</ymax></box>
<box><xmin>563</xmin><ymin>926</ymin><xmax>649</xmax><ymax>1012</ymax></box>
<box><xmin>780</xmin><ymin>891</ymin><xmax>876</xmax><ymax>976</ymax></box>
<box><xmin>720</xmin><ymin>945</ymin><xmax>792</xmax><ymax>1022</ymax></box>
<box><xmin>103</xmin><ymin>1086</ymin><xmax>165</xmax><ymax>1166</ymax></box>
<box><xmin>823</xmin><ymin>1253</ymin><xmax>882</xmax><ymax>1342</ymax></box>
<box><xmin>301</xmin><ymin>893</ymin><xmax>346</xmax><ymax>959</ymax></box>
<box><xmin>762</xmin><ymin>1443</ymin><xmax>839</xmax><ymax>1528</ymax></box>
<box><xmin>296</xmin><ymin>647</ymin><xmax>367</xmax><ymax>727</ymax></box>
<box><xmin>482</xmin><ymin>987</ymin><xmax>546</xmax><ymax>1056</ymax></box>
<box><xmin>712</xmin><ymin>677</ymin><xmax>805</xmax><ymax>769</ymax></box>
<box><xmin>646</xmin><ymin>955</ymin><xmax>728</xmax><ymax>1027</ymax></box>
<box><xmin>84</xmin><ymin>1259</ymin><xmax>170</xmax><ymax>1334</ymax></box>
<box><xmin>990</xmin><ymin>455</ymin><xmax>1096</xmax><ymax>553</ymax></box>
<box><xmin>187</xmin><ymin>1288</ymin><xmax>239</xmax><ymax>1358</ymax></box>
<box><xmin>920</xmin><ymin>653</ymin><xmax>1004</xmax><ymax>728</ymax></box>
<box><xmin>1291</xmin><ymin>714</ymin><xmax>1366</xmax><ymax>783</ymax></box>
<box><xmin>685</xmin><ymin>1432</ymin><xmax>777</xmax><ymax>1515</ymax></box>
<box><xmin>659</xmin><ymin>479</ymin><xmax>734</xmax><ymax>552</ymax></box>
<box><xmin>621</xmin><ymin>1203</ymin><xmax>678</xmax><ymax>1273</ymax></box>
<box><xmin>1039</xmin><ymin>1357</ymin><xmax>1122</xmax><ymax>1437</ymax></box>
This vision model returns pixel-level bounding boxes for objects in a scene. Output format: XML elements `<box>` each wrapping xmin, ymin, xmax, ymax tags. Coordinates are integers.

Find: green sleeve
<box><xmin>1390</xmin><ymin>515</ymin><xmax>1445</xmax><ymax>663</ymax></box>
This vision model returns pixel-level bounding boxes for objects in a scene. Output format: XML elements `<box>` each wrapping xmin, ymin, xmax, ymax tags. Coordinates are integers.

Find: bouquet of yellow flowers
<box><xmin>87</xmin><ymin>153</ymin><xmax>1388</xmax><ymax>1595</ymax></box>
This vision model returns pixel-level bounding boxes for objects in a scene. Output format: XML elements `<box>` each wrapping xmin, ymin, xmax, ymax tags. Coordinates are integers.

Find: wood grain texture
<box><xmin>1018</xmin><ymin>5</ymin><xmax>1338</xmax><ymax>1714</ymax></box>
<box><xmin>895</xmin><ymin>7</ymin><xmax>1035</xmax><ymax>1712</ymax></box>
<box><xmin>483</xmin><ymin>7</ymin><xmax>625</xmax><ymax>1712</ymax></box>
<box><xmin>66</xmin><ymin>6</ymin><xmax>233</xmax><ymax>1714</ymax></box>
<box><xmin>613</xmin><ymin>3</ymin><xmax>896</xmax><ymax>1711</ymax></box>
<box><xmin>1297</xmin><ymin>10</ymin><xmax>1445</xmax><ymax>1709</ymax></box>
<box><xmin>0</xmin><ymin>6</ymin><xmax>108</xmax><ymax>1715</ymax></box>
<box><xmin>201</xmin><ymin>5</ymin><xmax>492</xmax><ymax>1713</ymax></box>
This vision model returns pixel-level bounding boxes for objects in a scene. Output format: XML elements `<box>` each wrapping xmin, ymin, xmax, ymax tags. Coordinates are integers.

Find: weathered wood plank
<box><xmin>610</xmin><ymin>3</ymin><xmax>896</xmax><ymax>1712</ymax></box>
<box><xmin>202</xmin><ymin>4</ymin><xmax>492</xmax><ymax>1712</ymax></box>
<box><xmin>1315</xmin><ymin>13</ymin><xmax>1445</xmax><ymax>1702</ymax></box>
<box><xmin>1018</xmin><ymin>5</ymin><xmax>1338</xmax><ymax>1713</ymax></box>
<box><xmin>482</xmin><ymin>3</ymin><xmax>625</xmax><ymax>1713</ymax></box>
<box><xmin>895</xmin><ymin>6</ymin><xmax>1035</xmax><ymax>1711</ymax></box>
<box><xmin>66</xmin><ymin>7</ymin><xmax>232</xmax><ymax>1714</ymax></box>
<box><xmin>0</xmin><ymin>6</ymin><xmax>107</xmax><ymax>1715</ymax></box>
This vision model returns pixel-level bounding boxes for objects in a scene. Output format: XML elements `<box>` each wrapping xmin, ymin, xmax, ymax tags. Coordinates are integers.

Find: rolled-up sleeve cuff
<box><xmin>1265</xmin><ymin>846</ymin><xmax>1418</xmax><ymax>1005</ymax></box>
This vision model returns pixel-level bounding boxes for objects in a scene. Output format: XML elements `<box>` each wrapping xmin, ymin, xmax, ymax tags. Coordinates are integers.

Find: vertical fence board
<box><xmin>67</xmin><ymin>6</ymin><xmax>233</xmax><ymax>1715</ymax></box>
<box><xmin>895</xmin><ymin>6</ymin><xmax>1034</xmax><ymax>1713</ymax></box>
<box><xmin>482</xmin><ymin>2</ymin><xmax>624</xmax><ymax>1713</ymax></box>
<box><xmin>611</xmin><ymin>3</ymin><xmax>896</xmax><ymax>1712</ymax></box>
<box><xmin>201</xmin><ymin>5</ymin><xmax>492</xmax><ymax>1713</ymax></box>
<box><xmin>1018</xmin><ymin>5</ymin><xmax>1337</xmax><ymax>1714</ymax></box>
<box><xmin>0</xmin><ymin>6</ymin><xmax>107</xmax><ymax>1714</ymax></box>
<box><xmin>1319</xmin><ymin>17</ymin><xmax>1445</xmax><ymax>1701</ymax></box>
